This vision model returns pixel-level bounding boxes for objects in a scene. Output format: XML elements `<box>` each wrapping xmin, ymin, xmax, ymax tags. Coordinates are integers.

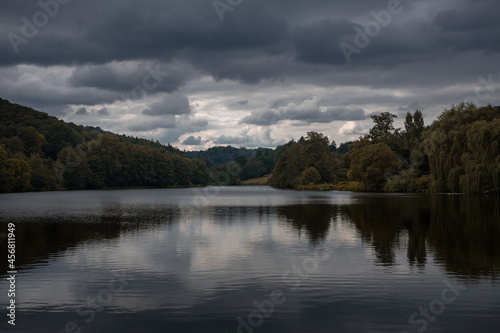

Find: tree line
<box><xmin>0</xmin><ymin>98</ymin><xmax>210</xmax><ymax>193</ymax></box>
<box><xmin>269</xmin><ymin>103</ymin><xmax>500</xmax><ymax>194</ymax></box>
<box><xmin>1</xmin><ymin>97</ymin><xmax>498</xmax><ymax>194</ymax></box>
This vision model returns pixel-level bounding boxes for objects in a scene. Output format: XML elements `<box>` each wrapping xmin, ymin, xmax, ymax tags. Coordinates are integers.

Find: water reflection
<box><xmin>276</xmin><ymin>204</ymin><xmax>336</xmax><ymax>243</ymax></box>
<box><xmin>0</xmin><ymin>205</ymin><xmax>179</xmax><ymax>275</ymax></box>
<box><xmin>342</xmin><ymin>195</ymin><xmax>500</xmax><ymax>280</ymax></box>
<box><xmin>1</xmin><ymin>188</ymin><xmax>499</xmax><ymax>333</ymax></box>
<box><xmin>427</xmin><ymin>195</ymin><xmax>500</xmax><ymax>280</ymax></box>
<box><xmin>1</xmin><ymin>191</ymin><xmax>499</xmax><ymax>282</ymax></box>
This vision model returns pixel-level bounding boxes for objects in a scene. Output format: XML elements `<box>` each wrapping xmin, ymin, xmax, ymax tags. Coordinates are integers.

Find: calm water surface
<box><xmin>0</xmin><ymin>186</ymin><xmax>499</xmax><ymax>332</ymax></box>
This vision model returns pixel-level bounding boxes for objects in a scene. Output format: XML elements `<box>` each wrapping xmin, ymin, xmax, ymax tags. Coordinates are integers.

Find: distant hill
<box><xmin>0</xmin><ymin>98</ymin><xmax>209</xmax><ymax>192</ymax></box>
<box><xmin>186</xmin><ymin>146</ymin><xmax>273</xmax><ymax>167</ymax></box>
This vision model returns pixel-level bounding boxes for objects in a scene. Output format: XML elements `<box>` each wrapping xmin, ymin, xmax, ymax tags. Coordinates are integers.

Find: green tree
<box><xmin>349</xmin><ymin>142</ymin><xmax>399</xmax><ymax>191</ymax></box>
<box><xmin>240</xmin><ymin>160</ymin><xmax>265</xmax><ymax>180</ymax></box>
<box><xmin>300</xmin><ymin>167</ymin><xmax>321</xmax><ymax>185</ymax></box>
<box><xmin>28</xmin><ymin>154</ymin><xmax>59</xmax><ymax>191</ymax></box>
<box><xmin>302</xmin><ymin>132</ymin><xmax>338</xmax><ymax>183</ymax></box>
<box><xmin>269</xmin><ymin>142</ymin><xmax>302</xmax><ymax>188</ymax></box>
<box><xmin>404</xmin><ymin>112</ymin><xmax>415</xmax><ymax>150</ymax></box>
<box><xmin>369</xmin><ymin>112</ymin><xmax>397</xmax><ymax>143</ymax></box>
<box><xmin>235</xmin><ymin>155</ymin><xmax>248</xmax><ymax>167</ymax></box>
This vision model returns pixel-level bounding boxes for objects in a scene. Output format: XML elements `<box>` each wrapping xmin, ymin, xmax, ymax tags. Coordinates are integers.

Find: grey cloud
<box><xmin>212</xmin><ymin>135</ymin><xmax>249</xmax><ymax>145</ymax></box>
<box><xmin>237</xmin><ymin>100</ymin><xmax>249</xmax><ymax>106</ymax></box>
<box><xmin>126</xmin><ymin>114</ymin><xmax>209</xmax><ymax>143</ymax></box>
<box><xmin>128</xmin><ymin>116</ymin><xmax>176</xmax><ymax>132</ymax></box>
<box><xmin>96</xmin><ymin>107</ymin><xmax>108</xmax><ymax>116</ymax></box>
<box><xmin>208</xmin><ymin>127</ymin><xmax>278</xmax><ymax>148</ymax></box>
<box><xmin>189</xmin><ymin>118</ymin><xmax>209</xmax><ymax>129</ymax></box>
<box><xmin>68</xmin><ymin>61</ymin><xmax>198</xmax><ymax>95</ymax></box>
<box><xmin>143</xmin><ymin>93</ymin><xmax>191</xmax><ymax>116</ymax></box>
<box><xmin>241</xmin><ymin>97</ymin><xmax>366</xmax><ymax>125</ymax></box>
<box><xmin>396</xmin><ymin>102</ymin><xmax>423</xmax><ymax>117</ymax></box>
<box><xmin>182</xmin><ymin>136</ymin><xmax>203</xmax><ymax>146</ymax></box>
<box><xmin>323</xmin><ymin>107</ymin><xmax>367</xmax><ymax>121</ymax></box>
<box><xmin>75</xmin><ymin>107</ymin><xmax>87</xmax><ymax>115</ymax></box>
<box><xmin>241</xmin><ymin>110</ymin><xmax>282</xmax><ymax>126</ymax></box>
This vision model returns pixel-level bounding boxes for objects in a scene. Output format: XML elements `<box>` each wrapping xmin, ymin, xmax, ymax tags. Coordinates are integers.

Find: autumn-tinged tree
<box><xmin>0</xmin><ymin>146</ymin><xmax>32</xmax><ymax>192</ymax></box>
<box><xmin>23</xmin><ymin>126</ymin><xmax>47</xmax><ymax>157</ymax></box>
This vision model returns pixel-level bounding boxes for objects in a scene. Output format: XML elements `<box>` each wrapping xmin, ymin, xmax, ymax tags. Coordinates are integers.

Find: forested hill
<box><xmin>0</xmin><ymin>98</ymin><xmax>210</xmax><ymax>193</ymax></box>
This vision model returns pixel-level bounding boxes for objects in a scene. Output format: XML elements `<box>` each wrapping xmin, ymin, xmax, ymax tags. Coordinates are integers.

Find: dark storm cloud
<box><xmin>1</xmin><ymin>0</ymin><xmax>500</xmax><ymax>146</ymax></box>
<box><xmin>2</xmin><ymin>0</ymin><xmax>499</xmax><ymax>85</ymax></box>
<box><xmin>68</xmin><ymin>61</ymin><xmax>198</xmax><ymax>94</ymax></box>
<box><xmin>0</xmin><ymin>0</ymin><xmax>288</xmax><ymax>69</ymax></box>
<box><xmin>292</xmin><ymin>19</ymin><xmax>357</xmax><ymax>65</ymax></box>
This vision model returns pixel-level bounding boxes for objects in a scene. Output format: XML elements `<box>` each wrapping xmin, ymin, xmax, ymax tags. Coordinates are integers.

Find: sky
<box><xmin>1</xmin><ymin>0</ymin><xmax>499</xmax><ymax>150</ymax></box>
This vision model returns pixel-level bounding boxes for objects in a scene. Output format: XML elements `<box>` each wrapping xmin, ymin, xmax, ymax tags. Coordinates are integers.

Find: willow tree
<box><xmin>423</xmin><ymin>103</ymin><xmax>500</xmax><ymax>193</ymax></box>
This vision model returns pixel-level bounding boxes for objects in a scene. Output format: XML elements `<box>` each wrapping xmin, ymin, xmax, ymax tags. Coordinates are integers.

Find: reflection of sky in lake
<box><xmin>0</xmin><ymin>187</ymin><xmax>499</xmax><ymax>333</ymax></box>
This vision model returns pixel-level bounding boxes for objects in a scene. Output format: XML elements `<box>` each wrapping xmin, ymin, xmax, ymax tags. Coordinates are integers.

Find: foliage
<box><xmin>334</xmin><ymin>181</ymin><xmax>365</xmax><ymax>192</ymax></box>
<box><xmin>0</xmin><ymin>146</ymin><xmax>32</xmax><ymax>192</ymax></box>
<box><xmin>348</xmin><ymin>142</ymin><xmax>400</xmax><ymax>191</ymax></box>
<box><xmin>0</xmin><ymin>98</ymin><xmax>210</xmax><ymax>192</ymax></box>
<box><xmin>300</xmin><ymin>167</ymin><xmax>321</xmax><ymax>185</ymax></box>
<box><xmin>369</xmin><ymin>112</ymin><xmax>397</xmax><ymax>143</ymax></box>
<box><xmin>269</xmin><ymin>131</ymin><xmax>340</xmax><ymax>188</ymax></box>
<box><xmin>423</xmin><ymin>103</ymin><xmax>500</xmax><ymax>194</ymax></box>
<box><xmin>187</xmin><ymin>146</ymin><xmax>263</xmax><ymax>166</ymax></box>
<box><xmin>384</xmin><ymin>169</ymin><xmax>430</xmax><ymax>193</ymax></box>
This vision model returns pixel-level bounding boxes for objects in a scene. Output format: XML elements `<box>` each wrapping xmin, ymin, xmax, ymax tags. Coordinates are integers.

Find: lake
<box><xmin>1</xmin><ymin>186</ymin><xmax>499</xmax><ymax>332</ymax></box>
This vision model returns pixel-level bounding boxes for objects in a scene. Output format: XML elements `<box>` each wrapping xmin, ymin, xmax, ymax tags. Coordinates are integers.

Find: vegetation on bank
<box><xmin>241</xmin><ymin>174</ymin><xmax>271</xmax><ymax>186</ymax></box>
<box><xmin>1</xmin><ymin>97</ymin><xmax>498</xmax><ymax>195</ymax></box>
<box><xmin>269</xmin><ymin>103</ymin><xmax>500</xmax><ymax>194</ymax></box>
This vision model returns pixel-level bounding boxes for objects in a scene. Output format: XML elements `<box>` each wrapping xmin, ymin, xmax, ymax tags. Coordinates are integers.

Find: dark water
<box><xmin>0</xmin><ymin>186</ymin><xmax>499</xmax><ymax>333</ymax></box>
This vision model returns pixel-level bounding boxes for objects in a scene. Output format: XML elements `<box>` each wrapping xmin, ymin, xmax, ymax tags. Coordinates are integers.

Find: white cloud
<box><xmin>338</xmin><ymin>121</ymin><xmax>367</xmax><ymax>136</ymax></box>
